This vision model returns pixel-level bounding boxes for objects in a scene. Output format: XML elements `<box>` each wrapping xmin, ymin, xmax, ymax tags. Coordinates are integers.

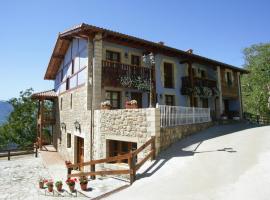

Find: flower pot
<box><xmin>48</xmin><ymin>185</ymin><xmax>54</xmax><ymax>192</ymax></box>
<box><xmin>56</xmin><ymin>184</ymin><xmax>62</xmax><ymax>192</ymax></box>
<box><xmin>101</xmin><ymin>105</ymin><xmax>111</xmax><ymax>110</ymax></box>
<box><xmin>69</xmin><ymin>185</ymin><xmax>75</xmax><ymax>193</ymax></box>
<box><xmin>80</xmin><ymin>183</ymin><xmax>88</xmax><ymax>191</ymax></box>
<box><xmin>125</xmin><ymin>104</ymin><xmax>138</xmax><ymax>109</ymax></box>
<box><xmin>39</xmin><ymin>182</ymin><xmax>44</xmax><ymax>189</ymax></box>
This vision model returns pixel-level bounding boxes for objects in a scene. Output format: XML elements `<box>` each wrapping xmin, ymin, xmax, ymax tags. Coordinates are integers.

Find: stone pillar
<box><xmin>93</xmin><ymin>33</ymin><xmax>103</xmax><ymax>110</ymax></box>
<box><xmin>237</xmin><ymin>72</ymin><xmax>243</xmax><ymax>118</ymax></box>
<box><xmin>147</xmin><ymin>108</ymin><xmax>161</xmax><ymax>155</ymax></box>
<box><xmin>217</xmin><ymin>66</ymin><xmax>223</xmax><ymax>118</ymax></box>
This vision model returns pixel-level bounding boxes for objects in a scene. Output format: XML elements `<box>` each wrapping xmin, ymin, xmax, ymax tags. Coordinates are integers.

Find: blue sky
<box><xmin>0</xmin><ymin>0</ymin><xmax>269</xmax><ymax>100</ymax></box>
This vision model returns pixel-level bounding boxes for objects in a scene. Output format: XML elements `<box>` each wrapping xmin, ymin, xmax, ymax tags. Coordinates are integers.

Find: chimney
<box><xmin>158</xmin><ymin>41</ymin><xmax>165</xmax><ymax>45</ymax></box>
<box><xmin>186</xmin><ymin>49</ymin><xmax>193</xmax><ymax>54</ymax></box>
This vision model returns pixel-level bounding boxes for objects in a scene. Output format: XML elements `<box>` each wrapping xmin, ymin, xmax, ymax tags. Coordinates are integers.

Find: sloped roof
<box><xmin>44</xmin><ymin>23</ymin><xmax>248</xmax><ymax>80</ymax></box>
<box><xmin>32</xmin><ymin>90</ymin><xmax>57</xmax><ymax>100</ymax></box>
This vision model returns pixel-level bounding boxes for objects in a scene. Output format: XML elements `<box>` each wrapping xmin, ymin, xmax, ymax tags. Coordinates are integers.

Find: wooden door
<box><xmin>131</xmin><ymin>92</ymin><xmax>142</xmax><ymax>108</ymax></box>
<box><xmin>77</xmin><ymin>137</ymin><xmax>84</xmax><ymax>169</ymax></box>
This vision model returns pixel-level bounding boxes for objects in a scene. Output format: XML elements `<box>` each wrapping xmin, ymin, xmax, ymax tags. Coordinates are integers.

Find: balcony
<box><xmin>102</xmin><ymin>60</ymin><xmax>151</xmax><ymax>90</ymax></box>
<box><xmin>181</xmin><ymin>76</ymin><xmax>217</xmax><ymax>96</ymax></box>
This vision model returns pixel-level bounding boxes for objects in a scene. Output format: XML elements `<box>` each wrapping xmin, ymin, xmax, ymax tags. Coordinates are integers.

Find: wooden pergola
<box><xmin>32</xmin><ymin>90</ymin><xmax>57</xmax><ymax>149</ymax></box>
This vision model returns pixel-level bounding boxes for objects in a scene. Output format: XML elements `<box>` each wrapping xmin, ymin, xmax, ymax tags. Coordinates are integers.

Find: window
<box><xmin>164</xmin><ymin>62</ymin><xmax>174</xmax><ymax>88</ymax></box>
<box><xmin>201</xmin><ymin>70</ymin><xmax>207</xmax><ymax>78</ymax></box>
<box><xmin>71</xmin><ymin>60</ymin><xmax>75</xmax><ymax>75</ymax></box>
<box><xmin>67</xmin><ymin>133</ymin><xmax>71</xmax><ymax>148</ymax></box>
<box><xmin>131</xmin><ymin>55</ymin><xmax>140</xmax><ymax>66</ymax></box>
<box><xmin>70</xmin><ymin>94</ymin><xmax>73</xmax><ymax>109</ymax></box>
<box><xmin>226</xmin><ymin>71</ymin><xmax>233</xmax><ymax>87</ymax></box>
<box><xmin>106</xmin><ymin>50</ymin><xmax>120</xmax><ymax>62</ymax></box>
<box><xmin>105</xmin><ymin>91</ymin><xmax>121</xmax><ymax>109</ymax></box>
<box><xmin>66</xmin><ymin>77</ymin><xmax>70</xmax><ymax>90</ymax></box>
<box><xmin>60</xmin><ymin>98</ymin><xmax>63</xmax><ymax>111</ymax></box>
<box><xmin>107</xmin><ymin>140</ymin><xmax>137</xmax><ymax>163</ymax></box>
<box><xmin>165</xmin><ymin>95</ymin><xmax>175</xmax><ymax>106</ymax></box>
<box><xmin>201</xmin><ymin>98</ymin><xmax>208</xmax><ymax>108</ymax></box>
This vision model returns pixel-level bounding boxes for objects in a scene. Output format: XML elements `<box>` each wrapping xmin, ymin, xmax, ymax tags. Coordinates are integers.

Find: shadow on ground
<box><xmin>136</xmin><ymin>122</ymin><xmax>260</xmax><ymax>180</ymax></box>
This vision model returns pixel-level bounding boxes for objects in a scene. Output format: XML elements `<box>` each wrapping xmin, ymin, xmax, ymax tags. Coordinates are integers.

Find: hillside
<box><xmin>0</xmin><ymin>101</ymin><xmax>13</xmax><ymax>125</ymax></box>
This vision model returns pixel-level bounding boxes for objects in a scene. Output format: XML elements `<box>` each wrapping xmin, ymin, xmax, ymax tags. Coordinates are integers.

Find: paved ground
<box><xmin>106</xmin><ymin>122</ymin><xmax>270</xmax><ymax>200</ymax></box>
<box><xmin>0</xmin><ymin>146</ymin><xmax>128</xmax><ymax>200</ymax></box>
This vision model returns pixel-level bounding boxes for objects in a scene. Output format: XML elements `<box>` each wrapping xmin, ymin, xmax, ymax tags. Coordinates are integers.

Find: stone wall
<box><xmin>160</xmin><ymin>122</ymin><xmax>213</xmax><ymax>151</ymax></box>
<box><xmin>54</xmin><ymin>85</ymin><xmax>92</xmax><ymax>163</ymax></box>
<box><xmin>93</xmin><ymin>108</ymin><xmax>160</xmax><ymax>160</ymax></box>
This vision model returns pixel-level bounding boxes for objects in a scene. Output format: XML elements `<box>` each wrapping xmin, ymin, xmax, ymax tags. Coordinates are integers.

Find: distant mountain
<box><xmin>0</xmin><ymin>101</ymin><xmax>13</xmax><ymax>125</ymax></box>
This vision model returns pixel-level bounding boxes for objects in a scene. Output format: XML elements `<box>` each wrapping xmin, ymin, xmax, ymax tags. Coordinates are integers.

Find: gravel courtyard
<box><xmin>106</xmin><ymin>122</ymin><xmax>270</xmax><ymax>200</ymax></box>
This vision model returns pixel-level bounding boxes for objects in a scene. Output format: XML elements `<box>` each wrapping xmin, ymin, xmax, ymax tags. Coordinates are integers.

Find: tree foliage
<box><xmin>0</xmin><ymin>88</ymin><xmax>37</xmax><ymax>149</ymax></box>
<box><xmin>241</xmin><ymin>43</ymin><xmax>270</xmax><ymax>115</ymax></box>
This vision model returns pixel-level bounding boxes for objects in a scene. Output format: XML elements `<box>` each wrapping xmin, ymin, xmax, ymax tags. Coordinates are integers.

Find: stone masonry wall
<box><xmin>55</xmin><ymin>86</ymin><xmax>92</xmax><ymax>163</ymax></box>
<box><xmin>93</xmin><ymin>108</ymin><xmax>160</xmax><ymax>161</ymax></box>
<box><xmin>160</xmin><ymin>122</ymin><xmax>213</xmax><ymax>151</ymax></box>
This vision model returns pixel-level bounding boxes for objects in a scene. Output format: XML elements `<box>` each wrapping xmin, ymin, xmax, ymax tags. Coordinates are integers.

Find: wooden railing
<box><xmin>102</xmin><ymin>60</ymin><xmax>150</xmax><ymax>88</ymax></box>
<box><xmin>181</xmin><ymin>76</ymin><xmax>217</xmax><ymax>95</ymax></box>
<box><xmin>244</xmin><ymin>112</ymin><xmax>270</xmax><ymax>125</ymax></box>
<box><xmin>0</xmin><ymin>144</ymin><xmax>38</xmax><ymax>160</ymax></box>
<box><xmin>66</xmin><ymin>136</ymin><xmax>155</xmax><ymax>184</ymax></box>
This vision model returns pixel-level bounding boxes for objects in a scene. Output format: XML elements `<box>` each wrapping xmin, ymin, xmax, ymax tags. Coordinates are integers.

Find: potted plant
<box><xmin>38</xmin><ymin>177</ymin><xmax>46</xmax><ymax>189</ymax></box>
<box><xmin>66</xmin><ymin>178</ymin><xmax>77</xmax><ymax>192</ymax></box>
<box><xmin>79</xmin><ymin>176</ymin><xmax>88</xmax><ymax>191</ymax></box>
<box><xmin>55</xmin><ymin>181</ymin><xmax>63</xmax><ymax>192</ymax></box>
<box><xmin>46</xmin><ymin>180</ymin><xmax>54</xmax><ymax>192</ymax></box>
<box><xmin>100</xmin><ymin>100</ymin><xmax>111</xmax><ymax>110</ymax></box>
<box><xmin>125</xmin><ymin>100</ymin><xmax>138</xmax><ymax>109</ymax></box>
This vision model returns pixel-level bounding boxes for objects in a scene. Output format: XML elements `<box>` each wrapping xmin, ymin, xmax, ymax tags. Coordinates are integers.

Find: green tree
<box><xmin>0</xmin><ymin>88</ymin><xmax>37</xmax><ymax>149</ymax></box>
<box><xmin>242</xmin><ymin>43</ymin><xmax>270</xmax><ymax>115</ymax></box>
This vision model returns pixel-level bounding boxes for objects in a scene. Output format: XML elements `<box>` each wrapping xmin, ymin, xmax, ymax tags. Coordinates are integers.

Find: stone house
<box><xmin>32</xmin><ymin>23</ymin><xmax>247</xmax><ymax>166</ymax></box>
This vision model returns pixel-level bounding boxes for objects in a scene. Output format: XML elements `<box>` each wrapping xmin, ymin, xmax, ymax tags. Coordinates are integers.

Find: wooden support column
<box><xmin>39</xmin><ymin>99</ymin><xmax>44</xmax><ymax>149</ymax></box>
<box><xmin>151</xmin><ymin>64</ymin><xmax>156</xmax><ymax>107</ymax></box>
<box><xmin>237</xmin><ymin>72</ymin><xmax>243</xmax><ymax>119</ymax></box>
<box><xmin>188</xmin><ymin>62</ymin><xmax>194</xmax><ymax>107</ymax></box>
<box><xmin>217</xmin><ymin>66</ymin><xmax>223</xmax><ymax>118</ymax></box>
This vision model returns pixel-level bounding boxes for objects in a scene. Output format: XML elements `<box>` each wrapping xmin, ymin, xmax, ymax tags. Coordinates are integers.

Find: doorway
<box><xmin>131</xmin><ymin>92</ymin><xmax>142</xmax><ymax>108</ymax></box>
<box><xmin>76</xmin><ymin>137</ymin><xmax>84</xmax><ymax>169</ymax></box>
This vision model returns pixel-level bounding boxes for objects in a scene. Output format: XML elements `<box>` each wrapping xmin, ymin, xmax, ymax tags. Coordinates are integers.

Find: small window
<box><xmin>201</xmin><ymin>70</ymin><xmax>207</xmax><ymax>78</ymax></box>
<box><xmin>226</xmin><ymin>71</ymin><xmax>233</xmax><ymax>87</ymax></box>
<box><xmin>106</xmin><ymin>50</ymin><xmax>120</xmax><ymax>62</ymax></box>
<box><xmin>164</xmin><ymin>62</ymin><xmax>174</xmax><ymax>88</ymax></box>
<box><xmin>60</xmin><ymin>98</ymin><xmax>63</xmax><ymax>111</ymax></box>
<box><xmin>105</xmin><ymin>91</ymin><xmax>121</xmax><ymax>109</ymax></box>
<box><xmin>107</xmin><ymin>140</ymin><xmax>137</xmax><ymax>163</ymax></box>
<box><xmin>66</xmin><ymin>77</ymin><xmax>70</xmax><ymax>90</ymax></box>
<box><xmin>67</xmin><ymin>133</ymin><xmax>71</xmax><ymax>148</ymax></box>
<box><xmin>71</xmin><ymin>60</ymin><xmax>75</xmax><ymax>75</ymax></box>
<box><xmin>165</xmin><ymin>95</ymin><xmax>175</xmax><ymax>106</ymax></box>
<box><xmin>131</xmin><ymin>55</ymin><xmax>140</xmax><ymax>66</ymax></box>
<box><xmin>70</xmin><ymin>94</ymin><xmax>73</xmax><ymax>109</ymax></box>
<box><xmin>201</xmin><ymin>98</ymin><xmax>208</xmax><ymax>108</ymax></box>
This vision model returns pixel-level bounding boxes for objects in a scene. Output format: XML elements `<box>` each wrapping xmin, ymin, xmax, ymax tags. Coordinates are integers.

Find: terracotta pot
<box><xmin>39</xmin><ymin>182</ymin><xmax>44</xmax><ymax>189</ymax></box>
<box><xmin>69</xmin><ymin>185</ymin><xmax>75</xmax><ymax>192</ymax></box>
<box><xmin>56</xmin><ymin>184</ymin><xmax>62</xmax><ymax>192</ymax></box>
<box><xmin>80</xmin><ymin>183</ymin><xmax>88</xmax><ymax>191</ymax></box>
<box><xmin>101</xmin><ymin>105</ymin><xmax>111</xmax><ymax>110</ymax></box>
<box><xmin>48</xmin><ymin>185</ymin><xmax>54</xmax><ymax>192</ymax></box>
<box><xmin>125</xmin><ymin>104</ymin><xmax>138</xmax><ymax>109</ymax></box>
